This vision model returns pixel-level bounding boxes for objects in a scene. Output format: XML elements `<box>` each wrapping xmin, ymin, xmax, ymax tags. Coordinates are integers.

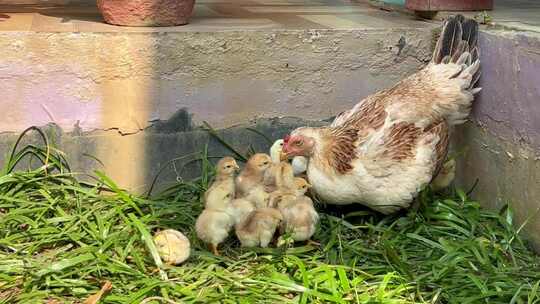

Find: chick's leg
<box><xmin>307</xmin><ymin>239</ymin><xmax>320</xmax><ymax>246</ymax></box>
<box><xmin>210</xmin><ymin>243</ymin><xmax>220</xmax><ymax>256</ymax></box>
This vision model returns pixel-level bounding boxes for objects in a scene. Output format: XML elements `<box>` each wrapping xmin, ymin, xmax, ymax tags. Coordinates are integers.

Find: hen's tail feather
<box><xmin>433</xmin><ymin>14</ymin><xmax>481</xmax><ymax>88</ymax></box>
<box><xmin>428</xmin><ymin>15</ymin><xmax>481</xmax><ymax>126</ymax></box>
<box><xmin>432</xmin><ymin>15</ymin><xmax>480</xmax><ymax>79</ymax></box>
<box><xmin>432</xmin><ymin>16</ymin><xmax>463</xmax><ymax>64</ymax></box>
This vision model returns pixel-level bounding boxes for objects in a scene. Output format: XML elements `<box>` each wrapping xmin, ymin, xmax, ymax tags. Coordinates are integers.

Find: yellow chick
<box><xmin>431</xmin><ymin>158</ymin><xmax>456</xmax><ymax>191</ymax></box>
<box><xmin>153</xmin><ymin>229</ymin><xmax>190</xmax><ymax>265</ymax></box>
<box><xmin>196</xmin><ymin>185</ymin><xmax>235</xmax><ymax>255</ymax></box>
<box><xmin>228</xmin><ymin>198</ymin><xmax>256</xmax><ymax>225</ymax></box>
<box><xmin>204</xmin><ymin>157</ymin><xmax>239</xmax><ymax>210</ymax></box>
<box><xmin>276</xmin><ymin>178</ymin><xmax>319</xmax><ymax>244</ymax></box>
<box><xmin>269</xmin><ymin>139</ymin><xmax>308</xmax><ymax>176</ymax></box>
<box><xmin>244</xmin><ymin>187</ymin><xmax>270</xmax><ymax>209</ymax></box>
<box><xmin>236</xmin><ymin>153</ymin><xmax>272</xmax><ymax>197</ymax></box>
<box><xmin>235</xmin><ymin>207</ymin><xmax>283</xmax><ymax>248</ymax></box>
<box><xmin>264</xmin><ymin>140</ymin><xmax>295</xmax><ymax>193</ymax></box>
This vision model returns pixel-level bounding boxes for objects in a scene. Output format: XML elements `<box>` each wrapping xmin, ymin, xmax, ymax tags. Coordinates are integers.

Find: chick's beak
<box><xmin>234</xmin><ymin>164</ymin><xmax>240</xmax><ymax>171</ymax></box>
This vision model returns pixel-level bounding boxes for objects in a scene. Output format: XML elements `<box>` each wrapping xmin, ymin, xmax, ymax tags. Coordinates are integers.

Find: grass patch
<box><xmin>1</xmin><ymin>127</ymin><xmax>540</xmax><ymax>303</ymax></box>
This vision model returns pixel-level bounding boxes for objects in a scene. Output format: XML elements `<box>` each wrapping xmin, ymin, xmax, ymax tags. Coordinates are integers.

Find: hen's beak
<box><xmin>279</xmin><ymin>151</ymin><xmax>289</xmax><ymax>162</ymax></box>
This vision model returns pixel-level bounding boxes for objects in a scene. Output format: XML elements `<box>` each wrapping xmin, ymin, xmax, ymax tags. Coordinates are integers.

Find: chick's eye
<box><xmin>225</xmin><ymin>165</ymin><xmax>231</xmax><ymax>168</ymax></box>
<box><xmin>262</xmin><ymin>161</ymin><xmax>269</xmax><ymax>165</ymax></box>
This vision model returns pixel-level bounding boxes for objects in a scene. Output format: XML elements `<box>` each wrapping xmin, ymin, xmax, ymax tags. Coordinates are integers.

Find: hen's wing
<box><xmin>327</xmin><ymin>15</ymin><xmax>476</xmax><ymax>174</ymax></box>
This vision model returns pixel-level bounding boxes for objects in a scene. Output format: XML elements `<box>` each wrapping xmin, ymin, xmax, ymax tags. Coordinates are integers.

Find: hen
<box><xmin>282</xmin><ymin>15</ymin><xmax>480</xmax><ymax>214</ymax></box>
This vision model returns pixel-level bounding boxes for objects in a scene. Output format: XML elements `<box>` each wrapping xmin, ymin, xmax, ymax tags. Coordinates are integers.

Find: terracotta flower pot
<box><xmin>97</xmin><ymin>0</ymin><xmax>195</xmax><ymax>27</ymax></box>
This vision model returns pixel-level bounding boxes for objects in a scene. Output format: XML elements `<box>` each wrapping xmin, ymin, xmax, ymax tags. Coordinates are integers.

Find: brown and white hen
<box><xmin>282</xmin><ymin>15</ymin><xmax>480</xmax><ymax>214</ymax></box>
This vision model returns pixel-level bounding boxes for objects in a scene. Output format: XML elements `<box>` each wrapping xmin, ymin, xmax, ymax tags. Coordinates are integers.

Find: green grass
<box><xmin>1</xmin><ymin>127</ymin><xmax>540</xmax><ymax>303</ymax></box>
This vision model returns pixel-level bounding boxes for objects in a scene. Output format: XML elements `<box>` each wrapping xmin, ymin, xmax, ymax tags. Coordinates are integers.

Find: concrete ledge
<box><xmin>0</xmin><ymin>29</ymin><xmax>433</xmax><ymax>134</ymax></box>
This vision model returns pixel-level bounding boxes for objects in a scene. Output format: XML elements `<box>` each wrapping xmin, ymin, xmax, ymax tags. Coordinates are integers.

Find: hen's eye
<box><xmin>296</xmin><ymin>141</ymin><xmax>303</xmax><ymax>146</ymax></box>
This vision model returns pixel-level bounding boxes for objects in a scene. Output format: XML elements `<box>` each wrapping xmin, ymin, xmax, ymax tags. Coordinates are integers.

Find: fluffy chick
<box><xmin>235</xmin><ymin>208</ymin><xmax>283</xmax><ymax>248</ymax></box>
<box><xmin>265</xmin><ymin>140</ymin><xmax>296</xmax><ymax>193</ymax></box>
<box><xmin>236</xmin><ymin>153</ymin><xmax>272</xmax><ymax>197</ymax></box>
<box><xmin>204</xmin><ymin>157</ymin><xmax>239</xmax><ymax>210</ymax></box>
<box><xmin>244</xmin><ymin>187</ymin><xmax>270</xmax><ymax>209</ymax></box>
<box><xmin>195</xmin><ymin>208</ymin><xmax>234</xmax><ymax>256</ymax></box>
<box><xmin>196</xmin><ymin>186</ymin><xmax>235</xmax><ymax>255</ymax></box>
<box><xmin>228</xmin><ymin>198</ymin><xmax>256</xmax><ymax>225</ymax></box>
<box><xmin>269</xmin><ymin>139</ymin><xmax>308</xmax><ymax>176</ymax></box>
<box><xmin>276</xmin><ymin>178</ymin><xmax>319</xmax><ymax>244</ymax></box>
<box><xmin>268</xmin><ymin>173</ymin><xmax>309</xmax><ymax>208</ymax></box>
<box><xmin>153</xmin><ymin>229</ymin><xmax>190</xmax><ymax>265</ymax></box>
<box><xmin>432</xmin><ymin>158</ymin><xmax>456</xmax><ymax>191</ymax></box>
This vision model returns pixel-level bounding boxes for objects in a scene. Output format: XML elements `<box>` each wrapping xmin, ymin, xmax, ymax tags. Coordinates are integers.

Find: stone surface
<box><xmin>454</xmin><ymin>123</ymin><xmax>540</xmax><ymax>253</ymax></box>
<box><xmin>472</xmin><ymin>31</ymin><xmax>540</xmax><ymax>151</ymax></box>
<box><xmin>97</xmin><ymin>0</ymin><xmax>195</xmax><ymax>26</ymax></box>
<box><xmin>453</xmin><ymin>30</ymin><xmax>540</xmax><ymax>252</ymax></box>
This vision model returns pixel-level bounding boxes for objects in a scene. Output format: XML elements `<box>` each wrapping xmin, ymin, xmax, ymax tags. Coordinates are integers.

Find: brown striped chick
<box><xmin>204</xmin><ymin>157</ymin><xmax>239</xmax><ymax>210</ymax></box>
<box><xmin>276</xmin><ymin>178</ymin><xmax>319</xmax><ymax>245</ymax></box>
<box><xmin>235</xmin><ymin>207</ymin><xmax>283</xmax><ymax>248</ymax></box>
<box><xmin>236</xmin><ymin>153</ymin><xmax>272</xmax><ymax>208</ymax></box>
<box><xmin>236</xmin><ymin>153</ymin><xmax>272</xmax><ymax>197</ymax></box>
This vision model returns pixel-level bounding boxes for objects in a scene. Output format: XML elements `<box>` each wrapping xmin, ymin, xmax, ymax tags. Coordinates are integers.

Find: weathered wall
<box><xmin>0</xmin><ymin>28</ymin><xmax>433</xmax><ymax>190</ymax></box>
<box><xmin>454</xmin><ymin>30</ymin><xmax>540</xmax><ymax>252</ymax></box>
<box><xmin>0</xmin><ymin>29</ymin><xmax>432</xmax><ymax>134</ymax></box>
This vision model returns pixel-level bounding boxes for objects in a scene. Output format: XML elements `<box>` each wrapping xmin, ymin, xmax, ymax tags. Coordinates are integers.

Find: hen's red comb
<box><xmin>284</xmin><ymin>135</ymin><xmax>291</xmax><ymax>143</ymax></box>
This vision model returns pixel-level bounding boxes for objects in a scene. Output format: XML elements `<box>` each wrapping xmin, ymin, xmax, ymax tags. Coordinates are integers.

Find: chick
<box><xmin>153</xmin><ymin>229</ymin><xmax>190</xmax><ymax>265</ymax></box>
<box><xmin>204</xmin><ymin>157</ymin><xmax>239</xmax><ymax>210</ymax></box>
<box><xmin>432</xmin><ymin>158</ymin><xmax>456</xmax><ymax>191</ymax></box>
<box><xmin>268</xmin><ymin>173</ymin><xmax>309</xmax><ymax>209</ymax></box>
<box><xmin>269</xmin><ymin>139</ymin><xmax>308</xmax><ymax>176</ymax></box>
<box><xmin>235</xmin><ymin>207</ymin><xmax>283</xmax><ymax>248</ymax></box>
<box><xmin>195</xmin><ymin>207</ymin><xmax>234</xmax><ymax>255</ymax></box>
<box><xmin>292</xmin><ymin>177</ymin><xmax>311</xmax><ymax>196</ymax></box>
<box><xmin>236</xmin><ymin>153</ymin><xmax>272</xmax><ymax>197</ymax></box>
<box><xmin>195</xmin><ymin>189</ymin><xmax>235</xmax><ymax>255</ymax></box>
<box><xmin>276</xmin><ymin>178</ymin><xmax>319</xmax><ymax>244</ymax></box>
<box><xmin>228</xmin><ymin>198</ymin><xmax>256</xmax><ymax>225</ymax></box>
<box><xmin>244</xmin><ymin>187</ymin><xmax>271</xmax><ymax>209</ymax></box>
<box><xmin>264</xmin><ymin>140</ymin><xmax>295</xmax><ymax>193</ymax></box>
